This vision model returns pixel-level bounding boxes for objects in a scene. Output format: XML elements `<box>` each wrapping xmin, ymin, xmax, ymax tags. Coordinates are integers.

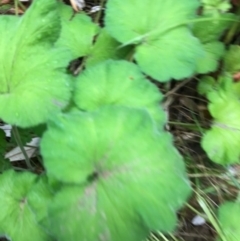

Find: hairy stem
<box><xmin>12</xmin><ymin>126</ymin><xmax>34</xmax><ymax>171</ymax></box>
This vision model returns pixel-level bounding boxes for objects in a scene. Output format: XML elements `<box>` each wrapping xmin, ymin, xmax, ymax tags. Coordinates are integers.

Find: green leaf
<box><xmin>73</xmin><ymin>60</ymin><xmax>166</xmax><ymax>127</ymax></box>
<box><xmin>192</xmin><ymin>14</ymin><xmax>235</xmax><ymax>43</ymax></box>
<box><xmin>217</xmin><ymin>201</ymin><xmax>240</xmax><ymax>241</ymax></box>
<box><xmin>41</xmin><ymin>106</ymin><xmax>191</xmax><ymax>241</ymax></box>
<box><xmin>202</xmin><ymin>123</ymin><xmax>240</xmax><ymax>165</ymax></box>
<box><xmin>0</xmin><ymin>170</ymin><xmax>52</xmax><ymax>241</ymax></box>
<box><xmin>224</xmin><ymin>45</ymin><xmax>240</xmax><ymax>73</ymax></box>
<box><xmin>27</xmin><ymin>175</ymin><xmax>53</xmax><ymax>223</ymax></box>
<box><xmin>105</xmin><ymin>0</ymin><xmax>200</xmax><ymax>44</ymax></box>
<box><xmin>201</xmin><ymin>0</ymin><xmax>231</xmax><ymax>15</ymax></box>
<box><xmin>56</xmin><ymin>3</ymin><xmax>99</xmax><ymax>59</ymax></box>
<box><xmin>0</xmin><ymin>16</ymin><xmax>18</xmax><ymax>93</ymax></box>
<box><xmin>201</xmin><ymin>75</ymin><xmax>240</xmax><ymax>164</ymax></box>
<box><xmin>0</xmin><ymin>158</ymin><xmax>11</xmax><ymax>173</ymax></box>
<box><xmin>0</xmin><ymin>4</ymin><xmax>12</xmax><ymax>12</ymax></box>
<box><xmin>47</xmin><ymin>185</ymin><xmax>149</xmax><ymax>241</ymax></box>
<box><xmin>0</xmin><ymin>0</ymin><xmax>72</xmax><ymax>128</ymax></box>
<box><xmin>86</xmin><ymin>29</ymin><xmax>133</xmax><ymax>67</ymax></box>
<box><xmin>134</xmin><ymin>28</ymin><xmax>203</xmax><ymax>81</ymax></box>
<box><xmin>196</xmin><ymin>41</ymin><xmax>225</xmax><ymax>74</ymax></box>
<box><xmin>233</xmin><ymin>82</ymin><xmax>240</xmax><ymax>97</ymax></box>
<box><xmin>198</xmin><ymin>76</ymin><xmax>217</xmax><ymax>95</ymax></box>
<box><xmin>105</xmin><ymin>0</ymin><xmax>204</xmax><ymax>82</ymax></box>
<box><xmin>192</xmin><ymin>14</ymin><xmax>234</xmax><ymax>74</ymax></box>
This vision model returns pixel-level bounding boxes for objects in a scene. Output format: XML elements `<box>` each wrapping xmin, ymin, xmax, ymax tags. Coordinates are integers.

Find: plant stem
<box><xmin>16</xmin><ymin>0</ymin><xmax>26</xmax><ymax>10</ymax></box>
<box><xmin>73</xmin><ymin>57</ymin><xmax>86</xmax><ymax>75</ymax></box>
<box><xmin>12</xmin><ymin>126</ymin><xmax>34</xmax><ymax>171</ymax></box>
<box><xmin>124</xmin><ymin>47</ymin><xmax>135</xmax><ymax>62</ymax></box>
<box><xmin>14</xmin><ymin>0</ymin><xmax>18</xmax><ymax>16</ymax></box>
<box><xmin>94</xmin><ymin>0</ymin><xmax>105</xmax><ymax>24</ymax></box>
<box><xmin>165</xmin><ymin>78</ymin><xmax>191</xmax><ymax>97</ymax></box>
<box><xmin>14</xmin><ymin>0</ymin><xmax>26</xmax><ymax>15</ymax></box>
<box><xmin>119</xmin><ymin>16</ymin><xmax>237</xmax><ymax>48</ymax></box>
<box><xmin>168</xmin><ymin>121</ymin><xmax>204</xmax><ymax>129</ymax></box>
<box><xmin>224</xmin><ymin>6</ymin><xmax>240</xmax><ymax>44</ymax></box>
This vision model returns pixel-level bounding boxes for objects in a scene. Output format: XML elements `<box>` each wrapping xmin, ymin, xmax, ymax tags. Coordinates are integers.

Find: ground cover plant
<box><xmin>0</xmin><ymin>0</ymin><xmax>240</xmax><ymax>240</ymax></box>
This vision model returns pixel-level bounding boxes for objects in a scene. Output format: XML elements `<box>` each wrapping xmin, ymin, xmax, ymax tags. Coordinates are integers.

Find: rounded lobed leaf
<box><xmin>195</xmin><ymin>41</ymin><xmax>225</xmax><ymax>74</ymax></box>
<box><xmin>217</xmin><ymin>201</ymin><xmax>240</xmax><ymax>241</ymax></box>
<box><xmin>56</xmin><ymin>2</ymin><xmax>99</xmax><ymax>59</ymax></box>
<box><xmin>201</xmin><ymin>123</ymin><xmax>240</xmax><ymax>165</ymax></box>
<box><xmin>0</xmin><ymin>170</ymin><xmax>52</xmax><ymax>241</ymax></box>
<box><xmin>41</xmin><ymin>106</ymin><xmax>191</xmax><ymax>241</ymax></box>
<box><xmin>202</xmin><ymin>0</ymin><xmax>231</xmax><ymax>15</ymax></box>
<box><xmin>105</xmin><ymin>0</ymin><xmax>204</xmax><ymax>81</ymax></box>
<box><xmin>134</xmin><ymin>28</ymin><xmax>203</xmax><ymax>81</ymax></box>
<box><xmin>105</xmin><ymin>0</ymin><xmax>200</xmax><ymax>44</ymax></box>
<box><xmin>200</xmin><ymin>75</ymin><xmax>240</xmax><ymax>164</ymax></box>
<box><xmin>47</xmin><ymin>185</ymin><xmax>150</xmax><ymax>241</ymax></box>
<box><xmin>0</xmin><ymin>0</ymin><xmax>72</xmax><ymax>127</ymax></box>
<box><xmin>73</xmin><ymin>60</ymin><xmax>166</xmax><ymax>127</ymax></box>
<box><xmin>198</xmin><ymin>76</ymin><xmax>218</xmax><ymax>96</ymax></box>
<box><xmin>192</xmin><ymin>14</ymin><xmax>234</xmax><ymax>74</ymax></box>
<box><xmin>223</xmin><ymin>45</ymin><xmax>240</xmax><ymax>74</ymax></box>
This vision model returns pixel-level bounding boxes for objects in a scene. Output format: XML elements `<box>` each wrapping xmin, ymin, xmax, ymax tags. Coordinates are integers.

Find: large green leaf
<box><xmin>0</xmin><ymin>0</ymin><xmax>72</xmax><ymax>127</ymax></box>
<box><xmin>200</xmin><ymin>75</ymin><xmax>240</xmax><ymax>164</ymax></box>
<box><xmin>47</xmin><ymin>185</ymin><xmax>149</xmax><ymax>241</ymax></box>
<box><xmin>73</xmin><ymin>60</ymin><xmax>166</xmax><ymax>127</ymax></box>
<box><xmin>105</xmin><ymin>0</ymin><xmax>204</xmax><ymax>82</ymax></box>
<box><xmin>56</xmin><ymin>3</ymin><xmax>99</xmax><ymax>59</ymax></box>
<box><xmin>0</xmin><ymin>170</ymin><xmax>52</xmax><ymax>241</ymax></box>
<box><xmin>217</xmin><ymin>201</ymin><xmax>240</xmax><ymax>241</ymax></box>
<box><xmin>41</xmin><ymin>107</ymin><xmax>191</xmax><ymax>241</ymax></box>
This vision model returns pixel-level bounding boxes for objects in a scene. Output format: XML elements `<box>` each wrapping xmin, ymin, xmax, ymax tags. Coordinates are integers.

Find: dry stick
<box><xmin>165</xmin><ymin>78</ymin><xmax>192</xmax><ymax>98</ymax></box>
<box><xmin>12</xmin><ymin>126</ymin><xmax>34</xmax><ymax>171</ymax></box>
<box><xmin>73</xmin><ymin>57</ymin><xmax>86</xmax><ymax>75</ymax></box>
